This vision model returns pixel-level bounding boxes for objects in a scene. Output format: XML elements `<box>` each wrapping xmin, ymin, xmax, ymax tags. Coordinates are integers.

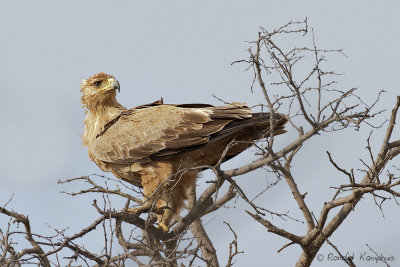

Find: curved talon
<box><xmin>127</xmin><ymin>208</ymin><xmax>137</xmax><ymax>213</ymax></box>
<box><xmin>127</xmin><ymin>204</ymin><xmax>170</xmax><ymax>232</ymax></box>
<box><xmin>157</xmin><ymin>222</ymin><xmax>169</xmax><ymax>232</ymax></box>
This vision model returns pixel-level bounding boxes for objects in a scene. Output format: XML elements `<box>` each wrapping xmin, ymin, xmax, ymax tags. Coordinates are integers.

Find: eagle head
<box><xmin>81</xmin><ymin>72</ymin><xmax>120</xmax><ymax>110</ymax></box>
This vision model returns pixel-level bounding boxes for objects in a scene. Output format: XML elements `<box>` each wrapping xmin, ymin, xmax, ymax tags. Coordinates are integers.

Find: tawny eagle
<box><xmin>81</xmin><ymin>72</ymin><xmax>287</xmax><ymax>231</ymax></box>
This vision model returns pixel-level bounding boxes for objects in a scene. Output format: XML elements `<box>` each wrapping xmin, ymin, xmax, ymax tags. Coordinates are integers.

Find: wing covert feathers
<box><xmin>90</xmin><ymin>102</ymin><xmax>286</xmax><ymax>163</ymax></box>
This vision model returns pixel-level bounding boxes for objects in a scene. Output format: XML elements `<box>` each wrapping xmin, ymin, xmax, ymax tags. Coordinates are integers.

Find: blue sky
<box><xmin>1</xmin><ymin>1</ymin><xmax>400</xmax><ymax>266</ymax></box>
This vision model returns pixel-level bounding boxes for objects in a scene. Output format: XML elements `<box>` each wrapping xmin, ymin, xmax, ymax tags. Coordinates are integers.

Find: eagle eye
<box><xmin>93</xmin><ymin>81</ymin><xmax>102</xmax><ymax>87</ymax></box>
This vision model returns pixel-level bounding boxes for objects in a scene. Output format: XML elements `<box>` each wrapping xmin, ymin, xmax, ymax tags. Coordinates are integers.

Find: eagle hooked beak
<box><xmin>97</xmin><ymin>78</ymin><xmax>120</xmax><ymax>93</ymax></box>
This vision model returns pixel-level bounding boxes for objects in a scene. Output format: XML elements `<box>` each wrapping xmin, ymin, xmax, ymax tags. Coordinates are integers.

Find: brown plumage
<box><xmin>81</xmin><ymin>72</ymin><xmax>287</xmax><ymax>231</ymax></box>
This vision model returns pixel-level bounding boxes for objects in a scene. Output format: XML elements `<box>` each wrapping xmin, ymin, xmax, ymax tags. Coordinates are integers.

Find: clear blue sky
<box><xmin>1</xmin><ymin>1</ymin><xmax>400</xmax><ymax>266</ymax></box>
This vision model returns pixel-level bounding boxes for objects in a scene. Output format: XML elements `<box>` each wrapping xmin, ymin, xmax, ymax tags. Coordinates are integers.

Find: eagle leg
<box><xmin>156</xmin><ymin>200</ymin><xmax>173</xmax><ymax>232</ymax></box>
<box><xmin>137</xmin><ymin>162</ymin><xmax>199</xmax><ymax>232</ymax></box>
<box><xmin>156</xmin><ymin>170</ymin><xmax>199</xmax><ymax>231</ymax></box>
<box><xmin>153</xmin><ymin>184</ymin><xmax>183</xmax><ymax>232</ymax></box>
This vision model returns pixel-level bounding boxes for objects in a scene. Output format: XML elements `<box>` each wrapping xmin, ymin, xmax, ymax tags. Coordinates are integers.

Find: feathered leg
<box><xmin>156</xmin><ymin>170</ymin><xmax>199</xmax><ymax>231</ymax></box>
<box><xmin>137</xmin><ymin>162</ymin><xmax>199</xmax><ymax>232</ymax></box>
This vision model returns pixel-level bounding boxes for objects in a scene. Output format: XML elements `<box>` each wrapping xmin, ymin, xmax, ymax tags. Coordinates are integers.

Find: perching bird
<box><xmin>81</xmin><ymin>72</ymin><xmax>287</xmax><ymax>231</ymax></box>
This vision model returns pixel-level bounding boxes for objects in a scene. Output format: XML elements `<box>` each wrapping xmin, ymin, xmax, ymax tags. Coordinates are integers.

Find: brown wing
<box><xmin>91</xmin><ymin>103</ymin><xmax>251</xmax><ymax>163</ymax></box>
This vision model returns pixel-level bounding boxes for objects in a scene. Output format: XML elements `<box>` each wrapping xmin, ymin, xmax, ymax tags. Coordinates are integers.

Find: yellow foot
<box><xmin>126</xmin><ymin>207</ymin><xmax>149</xmax><ymax>214</ymax></box>
<box><xmin>157</xmin><ymin>222</ymin><xmax>169</xmax><ymax>232</ymax></box>
<box><xmin>127</xmin><ymin>207</ymin><xmax>137</xmax><ymax>213</ymax></box>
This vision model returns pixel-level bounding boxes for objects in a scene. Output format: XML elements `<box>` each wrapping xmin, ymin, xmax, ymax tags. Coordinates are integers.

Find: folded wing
<box><xmin>92</xmin><ymin>103</ymin><xmax>252</xmax><ymax>163</ymax></box>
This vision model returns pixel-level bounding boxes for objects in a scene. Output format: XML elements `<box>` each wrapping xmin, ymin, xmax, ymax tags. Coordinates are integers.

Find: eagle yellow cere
<box><xmin>81</xmin><ymin>72</ymin><xmax>287</xmax><ymax>231</ymax></box>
